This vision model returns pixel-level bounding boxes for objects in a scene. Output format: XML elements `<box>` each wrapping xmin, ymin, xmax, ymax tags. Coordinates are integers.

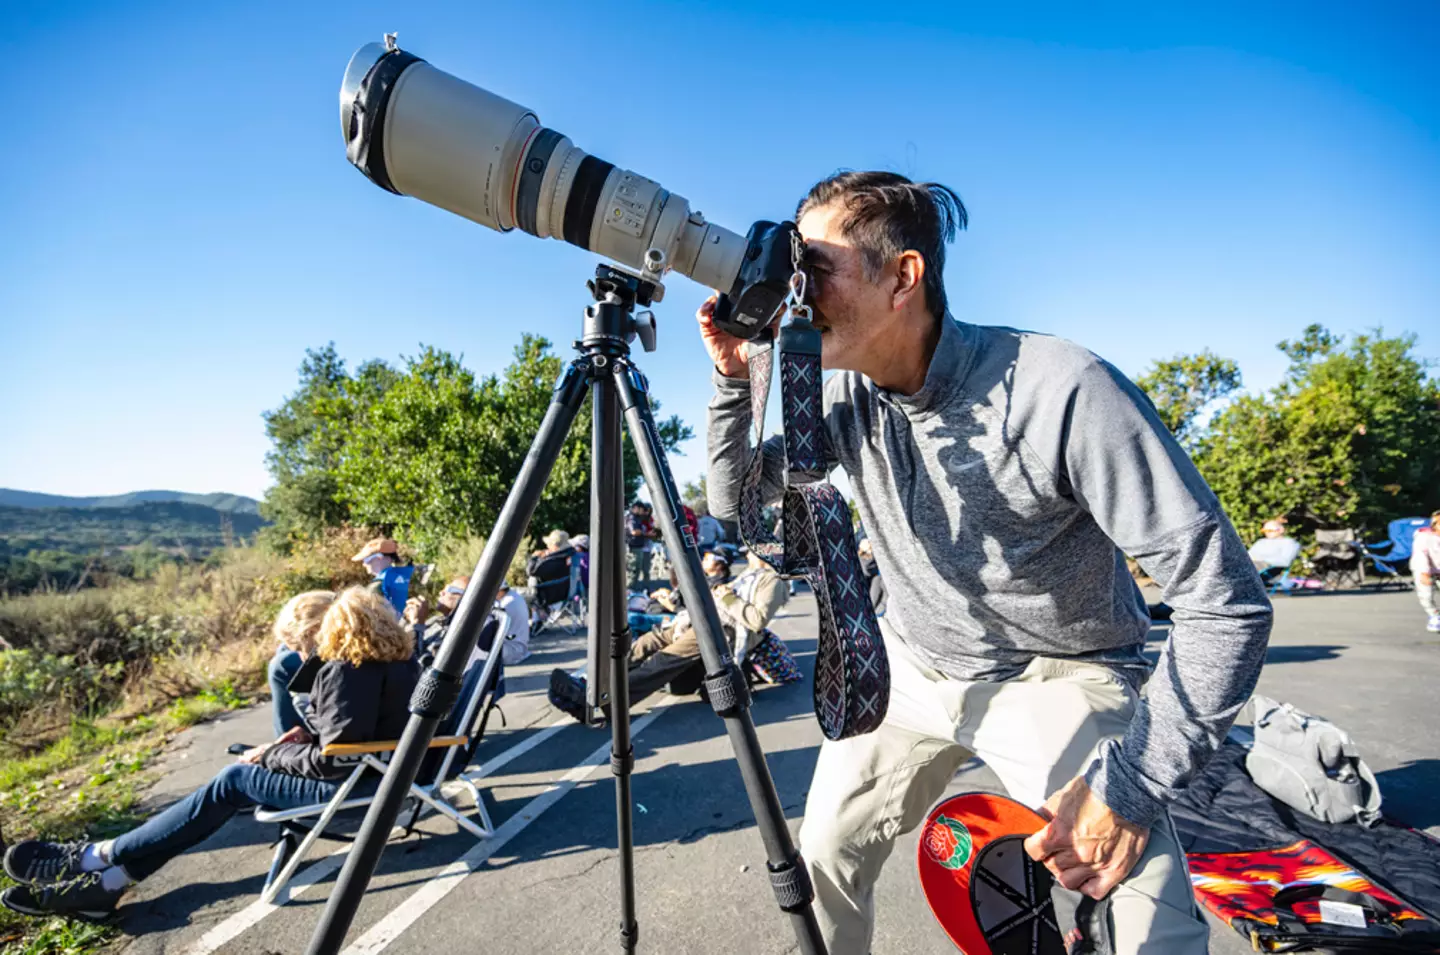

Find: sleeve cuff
<box><xmin>1083</xmin><ymin>740</ymin><xmax>1166</xmax><ymax>829</ymax></box>
<box><xmin>712</xmin><ymin>367</ymin><xmax>751</xmax><ymax>393</ymax></box>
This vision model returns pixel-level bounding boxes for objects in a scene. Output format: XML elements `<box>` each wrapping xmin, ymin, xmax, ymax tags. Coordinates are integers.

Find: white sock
<box><xmin>80</xmin><ymin>842</ymin><xmax>110</xmax><ymax>872</ymax></box>
<box><xmin>99</xmin><ymin>866</ymin><xmax>134</xmax><ymax>892</ymax></box>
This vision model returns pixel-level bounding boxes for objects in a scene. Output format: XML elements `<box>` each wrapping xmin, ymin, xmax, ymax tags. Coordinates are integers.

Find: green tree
<box><xmin>1135</xmin><ymin>350</ymin><xmax>1242</xmax><ymax>447</ymax></box>
<box><xmin>326</xmin><ymin>336</ymin><xmax>692</xmax><ymax>555</ymax></box>
<box><xmin>260</xmin><ymin>345</ymin><xmax>397</xmax><ymax>544</ymax></box>
<box><xmin>681</xmin><ymin>475</ymin><xmax>709</xmax><ymax>516</ymax></box>
<box><xmin>1195</xmin><ymin>324</ymin><xmax>1440</xmax><ymax>538</ymax></box>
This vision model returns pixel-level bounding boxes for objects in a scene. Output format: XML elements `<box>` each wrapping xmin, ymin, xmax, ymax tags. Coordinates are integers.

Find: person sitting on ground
<box><xmin>1</xmin><ymin>587</ymin><xmax>419</xmax><ymax>922</ymax></box>
<box><xmin>549</xmin><ymin>552</ymin><xmax>788</xmax><ymax>722</ymax></box>
<box><xmin>352</xmin><ymin>537</ymin><xmax>414</xmax><ymax>619</ymax></box>
<box><xmin>266</xmin><ymin>590</ymin><xmax>335</xmax><ymax>737</ymax></box>
<box><xmin>1247</xmin><ymin>518</ymin><xmax>1302</xmax><ymax>586</ymax></box>
<box><xmin>1411</xmin><ymin>510</ymin><xmax>1440</xmax><ymax>633</ymax></box>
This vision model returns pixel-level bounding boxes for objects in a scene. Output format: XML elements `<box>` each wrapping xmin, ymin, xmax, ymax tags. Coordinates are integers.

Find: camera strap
<box><xmin>737</xmin><ymin>267</ymin><xmax>890</xmax><ymax>741</ymax></box>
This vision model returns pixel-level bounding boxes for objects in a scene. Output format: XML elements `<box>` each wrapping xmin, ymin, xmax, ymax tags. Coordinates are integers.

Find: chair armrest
<box><xmin>322</xmin><ymin>735</ymin><xmax>468</xmax><ymax>756</ymax></box>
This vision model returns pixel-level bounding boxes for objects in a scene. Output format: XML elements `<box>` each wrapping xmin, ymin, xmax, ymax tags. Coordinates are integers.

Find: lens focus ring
<box><xmin>514</xmin><ymin>128</ymin><xmax>564</xmax><ymax>238</ymax></box>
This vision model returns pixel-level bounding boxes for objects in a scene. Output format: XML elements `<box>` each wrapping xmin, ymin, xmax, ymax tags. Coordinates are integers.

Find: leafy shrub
<box><xmin>0</xmin><ymin>651</ymin><xmax>122</xmax><ymax>728</ymax></box>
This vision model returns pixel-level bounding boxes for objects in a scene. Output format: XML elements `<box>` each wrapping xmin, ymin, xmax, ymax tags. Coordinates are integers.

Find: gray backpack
<box><xmin>1245</xmin><ymin>695</ymin><xmax>1383</xmax><ymax>827</ymax></box>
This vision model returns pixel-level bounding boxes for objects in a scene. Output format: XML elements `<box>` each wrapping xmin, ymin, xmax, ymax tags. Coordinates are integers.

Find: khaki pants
<box><xmin>799</xmin><ymin>629</ymin><xmax>1209</xmax><ymax>954</ymax></box>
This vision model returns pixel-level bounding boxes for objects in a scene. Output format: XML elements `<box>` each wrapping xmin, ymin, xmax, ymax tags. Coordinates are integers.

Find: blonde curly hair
<box><xmin>272</xmin><ymin>591</ymin><xmax>336</xmax><ymax>656</ymax></box>
<box><xmin>317</xmin><ymin>586</ymin><xmax>415</xmax><ymax>666</ymax></box>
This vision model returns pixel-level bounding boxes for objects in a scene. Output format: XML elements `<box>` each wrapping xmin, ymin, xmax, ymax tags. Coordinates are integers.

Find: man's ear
<box><xmin>893</xmin><ymin>250</ymin><xmax>926</xmax><ymax>311</ymax></box>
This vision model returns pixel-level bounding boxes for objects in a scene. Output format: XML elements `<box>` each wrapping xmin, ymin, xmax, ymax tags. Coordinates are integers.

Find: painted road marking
<box><xmin>179</xmin><ymin>714</ymin><xmax>589</xmax><ymax>955</ymax></box>
<box><xmin>341</xmin><ymin>702</ymin><xmax>676</xmax><ymax>954</ymax></box>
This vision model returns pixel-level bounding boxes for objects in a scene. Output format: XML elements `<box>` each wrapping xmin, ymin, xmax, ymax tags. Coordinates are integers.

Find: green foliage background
<box><xmin>261</xmin><ymin>336</ymin><xmax>692</xmax><ymax>558</ymax></box>
<box><xmin>1136</xmin><ymin>324</ymin><xmax>1440</xmax><ymax>541</ymax></box>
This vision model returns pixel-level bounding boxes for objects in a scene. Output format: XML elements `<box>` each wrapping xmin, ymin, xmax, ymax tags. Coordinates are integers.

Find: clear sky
<box><xmin>2</xmin><ymin>1</ymin><xmax>1436</xmax><ymax>502</ymax></box>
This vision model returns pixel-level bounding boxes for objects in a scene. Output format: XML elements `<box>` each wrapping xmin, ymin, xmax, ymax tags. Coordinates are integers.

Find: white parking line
<box><xmin>177</xmin><ymin>714</ymin><xmax>584</xmax><ymax>955</ymax></box>
<box><xmin>180</xmin><ymin>841</ymin><xmax>352</xmax><ymax>955</ymax></box>
<box><xmin>342</xmin><ymin>702</ymin><xmax>676</xmax><ymax>954</ymax></box>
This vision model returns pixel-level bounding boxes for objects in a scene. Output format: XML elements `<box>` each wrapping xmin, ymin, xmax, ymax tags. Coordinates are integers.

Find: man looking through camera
<box><xmin>699</xmin><ymin>172</ymin><xmax>1272</xmax><ymax>953</ymax></box>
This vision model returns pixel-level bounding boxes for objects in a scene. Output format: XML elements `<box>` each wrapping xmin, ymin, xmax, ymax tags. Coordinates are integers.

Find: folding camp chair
<box><xmin>1360</xmin><ymin>517</ymin><xmax>1429</xmax><ymax>590</ymax></box>
<box><xmin>253</xmin><ymin>612</ymin><xmax>509</xmax><ymax>904</ymax></box>
<box><xmin>1312</xmin><ymin>529</ymin><xmax>1365</xmax><ymax>590</ymax></box>
<box><xmin>529</xmin><ymin>549</ymin><xmax>585</xmax><ymax>633</ymax></box>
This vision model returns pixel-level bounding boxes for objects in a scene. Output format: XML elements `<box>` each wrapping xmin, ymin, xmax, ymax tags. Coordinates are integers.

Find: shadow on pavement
<box><xmin>1264</xmin><ymin>644</ymin><xmax>1345</xmax><ymax>664</ymax></box>
<box><xmin>1375</xmin><ymin>759</ymin><xmax>1440</xmax><ymax>830</ymax></box>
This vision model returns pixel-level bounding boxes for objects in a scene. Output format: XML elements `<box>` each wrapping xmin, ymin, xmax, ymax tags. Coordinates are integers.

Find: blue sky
<box><xmin>2</xmin><ymin>1</ymin><xmax>1436</xmax><ymax>502</ymax></box>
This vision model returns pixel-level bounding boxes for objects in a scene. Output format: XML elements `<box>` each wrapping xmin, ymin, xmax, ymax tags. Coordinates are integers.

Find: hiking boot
<box><xmin>1427</xmin><ymin>614</ymin><xmax>1440</xmax><ymax>633</ymax></box>
<box><xmin>548</xmin><ymin>669</ymin><xmax>590</xmax><ymax>724</ymax></box>
<box><xmin>1</xmin><ymin>871</ymin><xmax>122</xmax><ymax>922</ymax></box>
<box><xmin>4</xmin><ymin>840</ymin><xmax>88</xmax><ymax>885</ymax></box>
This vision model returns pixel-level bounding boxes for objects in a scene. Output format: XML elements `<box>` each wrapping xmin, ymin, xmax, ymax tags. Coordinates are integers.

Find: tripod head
<box><xmin>583</xmin><ymin>265</ymin><xmax>658</xmax><ymax>353</ymax></box>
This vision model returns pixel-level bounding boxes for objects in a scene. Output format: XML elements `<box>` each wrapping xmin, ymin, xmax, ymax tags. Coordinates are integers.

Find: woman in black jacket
<box><xmin>1</xmin><ymin>586</ymin><xmax>420</xmax><ymax>922</ymax></box>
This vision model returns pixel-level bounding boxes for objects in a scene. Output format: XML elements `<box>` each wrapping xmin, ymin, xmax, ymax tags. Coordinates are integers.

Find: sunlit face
<box><xmin>439</xmin><ymin>580</ymin><xmax>467</xmax><ymax>614</ymax></box>
<box><xmin>797</xmin><ymin>202</ymin><xmax>898</xmax><ymax>372</ymax></box>
<box><xmin>362</xmin><ymin>553</ymin><xmax>394</xmax><ymax>574</ymax></box>
<box><xmin>1262</xmin><ymin>522</ymin><xmax>1285</xmax><ymax>538</ymax></box>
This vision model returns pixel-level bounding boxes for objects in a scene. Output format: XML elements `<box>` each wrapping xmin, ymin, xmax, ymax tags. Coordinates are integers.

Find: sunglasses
<box><xmin>444</xmin><ymin>585</ymin><xmax>466</xmax><ymax>596</ymax></box>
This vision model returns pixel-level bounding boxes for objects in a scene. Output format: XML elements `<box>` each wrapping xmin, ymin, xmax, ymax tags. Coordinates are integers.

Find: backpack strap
<box><xmin>1272</xmin><ymin>883</ymin><xmax>1405</xmax><ymax>938</ymax></box>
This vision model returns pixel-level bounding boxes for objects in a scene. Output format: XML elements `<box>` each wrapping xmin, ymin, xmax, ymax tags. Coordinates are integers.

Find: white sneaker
<box><xmin>1428</xmin><ymin>615</ymin><xmax>1440</xmax><ymax>633</ymax></box>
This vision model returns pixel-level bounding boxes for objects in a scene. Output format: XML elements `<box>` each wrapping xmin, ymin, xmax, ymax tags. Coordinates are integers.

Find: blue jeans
<box><xmin>268</xmin><ymin>648</ymin><xmax>304</xmax><ymax>737</ymax></box>
<box><xmin>628</xmin><ymin>612</ymin><xmax>670</xmax><ymax>636</ymax></box>
<box><xmin>110</xmin><ymin>762</ymin><xmax>356</xmax><ymax>880</ymax></box>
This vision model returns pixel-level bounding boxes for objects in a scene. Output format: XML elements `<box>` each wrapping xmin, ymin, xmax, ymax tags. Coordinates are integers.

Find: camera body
<box><xmin>712</xmin><ymin>220</ymin><xmax>801</xmax><ymax>341</ymax></box>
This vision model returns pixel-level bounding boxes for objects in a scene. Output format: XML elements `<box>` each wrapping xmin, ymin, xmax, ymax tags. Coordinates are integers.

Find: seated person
<box><xmin>352</xmin><ymin>537</ymin><xmax>414</xmax><ymax>619</ymax></box>
<box><xmin>266</xmin><ymin>590</ymin><xmax>335</xmax><ymax>737</ymax></box>
<box><xmin>409</xmin><ymin>576</ymin><xmax>529</xmax><ymax>665</ymax></box>
<box><xmin>548</xmin><ymin>552</ymin><xmax>787</xmax><ymax>721</ymax></box>
<box><xmin>526</xmin><ymin>530</ymin><xmax>575</xmax><ymax>578</ymax></box>
<box><xmin>405</xmin><ymin>576</ymin><xmax>469</xmax><ymax>657</ymax></box>
<box><xmin>1248</xmin><ymin>518</ymin><xmax>1301</xmax><ymax>584</ymax></box>
<box><xmin>494</xmin><ymin>580</ymin><xmax>531</xmax><ymax>664</ymax></box>
<box><xmin>1</xmin><ymin>587</ymin><xmax>419</xmax><ymax>922</ymax></box>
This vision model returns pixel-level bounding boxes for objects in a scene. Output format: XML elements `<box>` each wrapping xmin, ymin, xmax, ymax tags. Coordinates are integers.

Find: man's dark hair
<box><xmin>796</xmin><ymin>171</ymin><xmax>967</xmax><ymax>320</ymax></box>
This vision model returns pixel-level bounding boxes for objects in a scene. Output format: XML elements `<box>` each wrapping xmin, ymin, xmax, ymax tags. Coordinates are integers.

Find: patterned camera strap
<box><xmin>739</xmin><ymin>325</ymin><xmax>889</xmax><ymax>740</ymax></box>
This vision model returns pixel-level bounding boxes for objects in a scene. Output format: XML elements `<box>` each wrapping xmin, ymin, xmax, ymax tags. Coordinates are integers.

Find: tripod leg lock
<box><xmin>610</xmin><ymin>745</ymin><xmax>634</xmax><ymax>777</ymax></box>
<box><xmin>767</xmin><ymin>856</ymin><xmax>814</xmax><ymax>913</ymax></box>
<box><xmin>410</xmin><ymin>667</ymin><xmax>461</xmax><ymax>720</ymax></box>
<box><xmin>702</xmin><ymin>663</ymin><xmax>751</xmax><ymax>718</ymax></box>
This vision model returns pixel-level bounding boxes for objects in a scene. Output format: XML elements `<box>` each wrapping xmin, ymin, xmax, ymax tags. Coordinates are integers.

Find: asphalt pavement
<box><xmin>104</xmin><ymin>585</ymin><xmax>1439</xmax><ymax>954</ymax></box>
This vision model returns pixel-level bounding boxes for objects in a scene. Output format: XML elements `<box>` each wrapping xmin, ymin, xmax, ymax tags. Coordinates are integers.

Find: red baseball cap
<box><xmin>917</xmin><ymin>792</ymin><xmax>1066</xmax><ymax>954</ymax></box>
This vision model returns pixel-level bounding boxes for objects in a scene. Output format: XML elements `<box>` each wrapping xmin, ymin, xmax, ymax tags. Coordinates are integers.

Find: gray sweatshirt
<box><xmin>707</xmin><ymin>316</ymin><xmax>1272</xmax><ymax>828</ymax></box>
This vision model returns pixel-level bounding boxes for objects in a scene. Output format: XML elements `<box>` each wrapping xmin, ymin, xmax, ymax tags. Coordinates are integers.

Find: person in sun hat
<box><xmin>352</xmin><ymin>537</ymin><xmax>413</xmax><ymax>620</ymax></box>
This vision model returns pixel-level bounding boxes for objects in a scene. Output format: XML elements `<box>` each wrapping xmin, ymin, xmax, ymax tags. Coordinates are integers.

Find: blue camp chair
<box><xmin>1359</xmin><ymin>517</ymin><xmax>1429</xmax><ymax>589</ymax></box>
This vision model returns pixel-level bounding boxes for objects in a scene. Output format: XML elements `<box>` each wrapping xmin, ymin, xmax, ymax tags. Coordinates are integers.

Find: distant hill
<box><xmin>0</xmin><ymin>500</ymin><xmax>268</xmax><ymax>594</ymax></box>
<box><xmin>0</xmin><ymin>488</ymin><xmax>260</xmax><ymax>514</ymax></box>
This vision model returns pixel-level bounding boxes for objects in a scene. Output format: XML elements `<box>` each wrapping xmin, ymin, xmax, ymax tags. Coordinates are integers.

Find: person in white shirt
<box><xmin>494</xmin><ymin>581</ymin><xmax>531</xmax><ymax>664</ymax></box>
<box><xmin>1247</xmin><ymin>519</ymin><xmax>1301</xmax><ymax>585</ymax></box>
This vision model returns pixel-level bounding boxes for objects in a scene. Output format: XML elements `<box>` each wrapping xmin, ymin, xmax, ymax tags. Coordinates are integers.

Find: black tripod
<box><xmin>304</xmin><ymin>265</ymin><xmax>826</xmax><ymax>955</ymax></box>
